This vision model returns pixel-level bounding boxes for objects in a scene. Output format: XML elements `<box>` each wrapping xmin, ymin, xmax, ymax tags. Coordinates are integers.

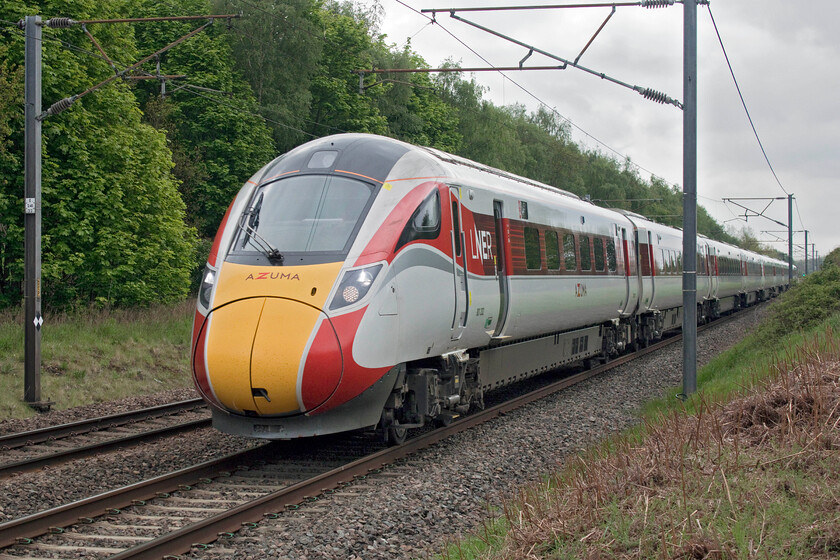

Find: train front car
<box><xmin>191</xmin><ymin>134</ymin><xmax>435</xmax><ymax>440</ymax></box>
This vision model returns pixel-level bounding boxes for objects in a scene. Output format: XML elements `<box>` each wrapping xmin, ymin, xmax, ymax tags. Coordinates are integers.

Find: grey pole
<box><xmin>804</xmin><ymin>230</ymin><xmax>808</xmax><ymax>275</ymax></box>
<box><xmin>681</xmin><ymin>0</ymin><xmax>698</xmax><ymax>397</ymax></box>
<box><xmin>23</xmin><ymin>15</ymin><xmax>46</xmax><ymax>409</ymax></box>
<box><xmin>787</xmin><ymin>194</ymin><xmax>793</xmax><ymax>285</ymax></box>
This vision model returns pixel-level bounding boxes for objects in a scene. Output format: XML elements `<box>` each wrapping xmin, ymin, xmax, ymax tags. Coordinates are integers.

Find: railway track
<box><xmin>0</xmin><ymin>399</ymin><xmax>208</xmax><ymax>478</ymax></box>
<box><xmin>0</xmin><ymin>312</ymin><xmax>741</xmax><ymax>560</ymax></box>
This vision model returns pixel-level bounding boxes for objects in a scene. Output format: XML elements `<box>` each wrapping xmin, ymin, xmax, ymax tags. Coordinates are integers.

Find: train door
<box><xmin>492</xmin><ymin>200</ymin><xmax>510</xmax><ymax>337</ymax></box>
<box><xmin>645</xmin><ymin>231</ymin><xmax>656</xmax><ymax>308</ymax></box>
<box><xmin>709</xmin><ymin>246</ymin><xmax>718</xmax><ymax>299</ymax></box>
<box><xmin>634</xmin><ymin>227</ymin><xmax>654</xmax><ymax>311</ymax></box>
<box><xmin>620</xmin><ymin>226</ymin><xmax>639</xmax><ymax>315</ymax></box>
<box><xmin>698</xmin><ymin>243</ymin><xmax>711</xmax><ymax>300</ymax></box>
<box><xmin>449</xmin><ymin>187</ymin><xmax>469</xmax><ymax>340</ymax></box>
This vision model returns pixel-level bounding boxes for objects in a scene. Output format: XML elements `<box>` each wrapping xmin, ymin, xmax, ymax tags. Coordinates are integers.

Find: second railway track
<box><xmin>0</xmin><ymin>399</ymin><xmax>209</xmax><ymax>478</ymax></box>
<box><xmin>0</xmin><ymin>309</ymin><xmax>754</xmax><ymax>560</ymax></box>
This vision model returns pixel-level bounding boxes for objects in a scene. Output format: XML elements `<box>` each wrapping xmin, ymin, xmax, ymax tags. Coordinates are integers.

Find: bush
<box><xmin>759</xmin><ymin>265</ymin><xmax>840</xmax><ymax>340</ymax></box>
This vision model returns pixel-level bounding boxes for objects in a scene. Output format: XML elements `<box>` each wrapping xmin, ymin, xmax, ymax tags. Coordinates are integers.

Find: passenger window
<box><xmin>524</xmin><ymin>227</ymin><xmax>541</xmax><ymax>270</ymax></box>
<box><xmin>563</xmin><ymin>233</ymin><xmax>576</xmax><ymax>271</ymax></box>
<box><xmin>579</xmin><ymin>235</ymin><xmax>592</xmax><ymax>271</ymax></box>
<box><xmin>606</xmin><ymin>239</ymin><xmax>617</xmax><ymax>272</ymax></box>
<box><xmin>545</xmin><ymin>231</ymin><xmax>560</xmax><ymax>270</ymax></box>
<box><xmin>594</xmin><ymin>238</ymin><xmax>605</xmax><ymax>272</ymax></box>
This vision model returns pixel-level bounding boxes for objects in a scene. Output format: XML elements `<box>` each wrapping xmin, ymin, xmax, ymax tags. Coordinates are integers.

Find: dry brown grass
<box><xmin>451</xmin><ymin>326</ymin><xmax>840</xmax><ymax>559</ymax></box>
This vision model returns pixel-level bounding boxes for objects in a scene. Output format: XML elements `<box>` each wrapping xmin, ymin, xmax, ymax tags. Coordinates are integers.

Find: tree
<box><xmin>0</xmin><ymin>40</ymin><xmax>23</xmax><ymax>304</ymax></box>
<box><xmin>213</xmin><ymin>0</ymin><xmax>323</xmax><ymax>153</ymax></box>
<box><xmin>823</xmin><ymin>246</ymin><xmax>840</xmax><ymax>268</ymax></box>
<box><xmin>307</xmin><ymin>6</ymin><xmax>388</xmax><ymax>136</ymax></box>
<box><xmin>0</xmin><ymin>0</ymin><xmax>196</xmax><ymax>307</ymax></box>
<box><xmin>370</xmin><ymin>42</ymin><xmax>460</xmax><ymax>151</ymax></box>
<box><xmin>131</xmin><ymin>0</ymin><xmax>276</xmax><ymax>238</ymax></box>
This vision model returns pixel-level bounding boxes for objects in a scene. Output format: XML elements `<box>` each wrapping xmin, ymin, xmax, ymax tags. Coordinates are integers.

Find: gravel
<box><xmin>0</xmin><ymin>387</ymin><xmax>200</xmax><ymax>436</ymax></box>
<box><xmin>0</xmin><ymin>306</ymin><xmax>768</xmax><ymax>560</ymax></box>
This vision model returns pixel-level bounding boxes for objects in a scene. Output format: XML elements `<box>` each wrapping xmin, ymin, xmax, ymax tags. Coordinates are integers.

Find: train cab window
<box><xmin>606</xmin><ymin>239</ymin><xmax>617</xmax><ymax>272</ymax></box>
<box><xmin>233</xmin><ymin>174</ymin><xmax>374</xmax><ymax>257</ymax></box>
<box><xmin>579</xmin><ymin>235</ymin><xmax>592</xmax><ymax>271</ymax></box>
<box><xmin>524</xmin><ymin>227</ymin><xmax>541</xmax><ymax>270</ymax></box>
<box><xmin>594</xmin><ymin>238</ymin><xmax>605</xmax><ymax>272</ymax></box>
<box><xmin>395</xmin><ymin>189</ymin><xmax>441</xmax><ymax>251</ymax></box>
<box><xmin>545</xmin><ymin>231</ymin><xmax>560</xmax><ymax>270</ymax></box>
<box><xmin>563</xmin><ymin>233</ymin><xmax>577</xmax><ymax>271</ymax></box>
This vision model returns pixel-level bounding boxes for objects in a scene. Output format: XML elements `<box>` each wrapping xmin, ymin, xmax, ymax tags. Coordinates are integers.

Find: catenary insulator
<box><xmin>641</xmin><ymin>88</ymin><xmax>672</xmax><ymax>105</ymax></box>
<box><xmin>641</xmin><ymin>0</ymin><xmax>675</xmax><ymax>8</ymax></box>
<box><xmin>46</xmin><ymin>96</ymin><xmax>76</xmax><ymax>117</ymax></box>
<box><xmin>44</xmin><ymin>17</ymin><xmax>77</xmax><ymax>28</ymax></box>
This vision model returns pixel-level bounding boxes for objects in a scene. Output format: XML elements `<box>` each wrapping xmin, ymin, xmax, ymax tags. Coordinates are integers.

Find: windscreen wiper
<box><xmin>238</xmin><ymin>196</ymin><xmax>284</xmax><ymax>264</ymax></box>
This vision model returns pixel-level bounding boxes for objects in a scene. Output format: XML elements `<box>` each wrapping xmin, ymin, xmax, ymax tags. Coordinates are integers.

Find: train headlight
<box><xmin>330</xmin><ymin>264</ymin><xmax>383</xmax><ymax>310</ymax></box>
<box><xmin>198</xmin><ymin>266</ymin><xmax>216</xmax><ymax>309</ymax></box>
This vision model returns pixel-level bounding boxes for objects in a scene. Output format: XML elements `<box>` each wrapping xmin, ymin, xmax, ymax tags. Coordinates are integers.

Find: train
<box><xmin>190</xmin><ymin>133</ymin><xmax>790</xmax><ymax>444</ymax></box>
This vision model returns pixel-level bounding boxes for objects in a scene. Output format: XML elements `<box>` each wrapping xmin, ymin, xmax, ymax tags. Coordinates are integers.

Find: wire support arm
<box><xmin>449</xmin><ymin>13</ymin><xmax>683</xmax><ymax>109</ymax></box>
<box><xmin>422</xmin><ymin>1</ymin><xmax>676</xmax><ymax>14</ymax></box>
<box><xmin>38</xmin><ymin>19</ymin><xmax>215</xmax><ymax>119</ymax></box>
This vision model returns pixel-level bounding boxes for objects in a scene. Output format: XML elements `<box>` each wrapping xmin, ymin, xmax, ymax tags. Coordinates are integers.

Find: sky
<box><xmin>376</xmin><ymin>0</ymin><xmax>840</xmax><ymax>264</ymax></box>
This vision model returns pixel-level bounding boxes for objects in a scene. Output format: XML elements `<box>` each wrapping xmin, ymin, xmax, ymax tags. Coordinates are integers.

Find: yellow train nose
<box><xmin>205</xmin><ymin>297</ymin><xmax>342</xmax><ymax>416</ymax></box>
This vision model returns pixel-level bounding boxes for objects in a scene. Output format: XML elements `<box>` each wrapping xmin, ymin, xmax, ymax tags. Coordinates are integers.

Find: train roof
<box><xmin>421</xmin><ymin>146</ymin><xmax>581</xmax><ymax>202</ymax></box>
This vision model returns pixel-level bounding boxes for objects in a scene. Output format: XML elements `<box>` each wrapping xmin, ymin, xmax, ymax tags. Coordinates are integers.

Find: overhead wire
<box><xmin>391</xmin><ymin>0</ymin><xmax>680</xmax><ymax>188</ymax></box>
<box><xmin>706</xmin><ymin>4</ymin><xmax>789</xmax><ymax>197</ymax></box>
<box><xmin>2</xmin><ymin>15</ymin><xmax>348</xmax><ymax>138</ymax></box>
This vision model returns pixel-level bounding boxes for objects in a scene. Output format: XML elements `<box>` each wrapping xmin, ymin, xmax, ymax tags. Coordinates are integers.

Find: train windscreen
<box><xmin>233</xmin><ymin>174</ymin><xmax>375</xmax><ymax>258</ymax></box>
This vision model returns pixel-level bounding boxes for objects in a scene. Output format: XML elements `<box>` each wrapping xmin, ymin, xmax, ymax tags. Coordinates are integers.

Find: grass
<box><xmin>0</xmin><ymin>301</ymin><xmax>195</xmax><ymax>420</ymax></box>
<box><xmin>441</xmin><ymin>318</ymin><xmax>840</xmax><ymax>559</ymax></box>
<box><xmin>439</xmin><ymin>267</ymin><xmax>840</xmax><ymax>560</ymax></box>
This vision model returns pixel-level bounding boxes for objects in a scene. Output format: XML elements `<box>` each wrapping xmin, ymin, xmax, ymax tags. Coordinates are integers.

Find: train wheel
<box><xmin>387</xmin><ymin>425</ymin><xmax>407</xmax><ymax>446</ymax></box>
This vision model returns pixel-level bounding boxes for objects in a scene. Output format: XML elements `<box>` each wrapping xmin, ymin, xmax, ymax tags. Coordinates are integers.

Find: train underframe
<box><xmin>378</xmin><ymin>289</ymin><xmax>775</xmax><ymax>444</ymax></box>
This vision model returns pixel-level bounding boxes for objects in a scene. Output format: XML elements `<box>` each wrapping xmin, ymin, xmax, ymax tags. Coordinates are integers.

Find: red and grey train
<box><xmin>191</xmin><ymin>134</ymin><xmax>790</xmax><ymax>443</ymax></box>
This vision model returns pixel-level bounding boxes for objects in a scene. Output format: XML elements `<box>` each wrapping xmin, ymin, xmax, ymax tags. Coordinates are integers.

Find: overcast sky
<box><xmin>377</xmin><ymin>0</ymin><xmax>839</xmax><ymax>263</ymax></box>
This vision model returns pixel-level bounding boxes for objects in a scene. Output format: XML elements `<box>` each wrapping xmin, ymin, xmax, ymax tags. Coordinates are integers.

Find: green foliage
<box><xmin>0</xmin><ymin>41</ymin><xmax>22</xmax><ymax>172</ymax></box>
<box><xmin>0</xmin><ymin>40</ymin><xmax>23</xmax><ymax>306</ymax></box>
<box><xmin>759</xmin><ymin>265</ymin><xmax>840</xmax><ymax>340</ymax></box>
<box><xmin>0</xmin><ymin>0</ymin><xmax>195</xmax><ymax>308</ymax></box>
<box><xmin>131</xmin><ymin>0</ymin><xmax>276</xmax><ymax>238</ymax></box>
<box><xmin>822</xmin><ymin>246</ymin><xmax>840</xmax><ymax>268</ymax></box>
<box><xmin>307</xmin><ymin>6</ymin><xmax>389</xmax><ymax>136</ymax></box>
<box><xmin>213</xmin><ymin>0</ymin><xmax>323</xmax><ymax>153</ymax></box>
<box><xmin>371</xmin><ymin>43</ymin><xmax>461</xmax><ymax>151</ymax></box>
